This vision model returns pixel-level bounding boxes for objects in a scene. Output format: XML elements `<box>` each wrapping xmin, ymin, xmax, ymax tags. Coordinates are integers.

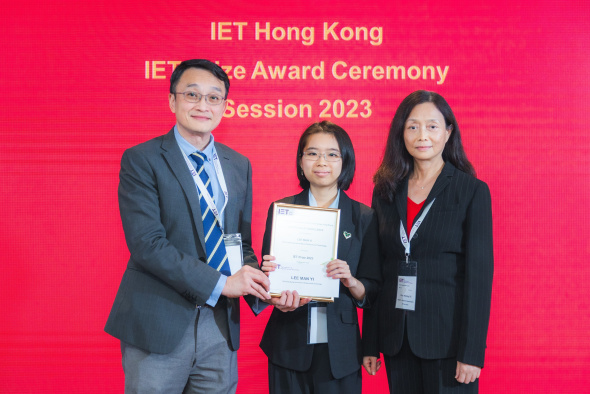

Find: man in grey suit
<box><xmin>105</xmin><ymin>59</ymin><xmax>271</xmax><ymax>393</ymax></box>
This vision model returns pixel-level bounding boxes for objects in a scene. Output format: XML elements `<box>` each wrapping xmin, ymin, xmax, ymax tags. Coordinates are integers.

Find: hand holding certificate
<box><xmin>267</xmin><ymin>203</ymin><xmax>340</xmax><ymax>301</ymax></box>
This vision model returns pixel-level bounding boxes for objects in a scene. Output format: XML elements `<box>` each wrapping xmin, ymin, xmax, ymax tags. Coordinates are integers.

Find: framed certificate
<box><xmin>268</xmin><ymin>203</ymin><xmax>341</xmax><ymax>302</ymax></box>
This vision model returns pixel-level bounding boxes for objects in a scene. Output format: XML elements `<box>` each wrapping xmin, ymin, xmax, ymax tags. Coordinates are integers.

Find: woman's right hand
<box><xmin>270</xmin><ymin>290</ymin><xmax>312</xmax><ymax>312</ymax></box>
<box><xmin>362</xmin><ymin>356</ymin><xmax>382</xmax><ymax>375</ymax></box>
<box><xmin>261</xmin><ymin>255</ymin><xmax>277</xmax><ymax>277</ymax></box>
<box><xmin>261</xmin><ymin>256</ymin><xmax>311</xmax><ymax>311</ymax></box>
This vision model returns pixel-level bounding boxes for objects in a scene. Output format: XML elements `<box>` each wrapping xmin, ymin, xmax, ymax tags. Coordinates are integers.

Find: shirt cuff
<box><xmin>354</xmin><ymin>296</ymin><xmax>368</xmax><ymax>308</ymax></box>
<box><xmin>206</xmin><ymin>275</ymin><xmax>227</xmax><ymax>307</ymax></box>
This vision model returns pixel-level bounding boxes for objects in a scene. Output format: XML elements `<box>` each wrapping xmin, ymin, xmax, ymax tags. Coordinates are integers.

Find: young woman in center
<box><xmin>259</xmin><ymin>121</ymin><xmax>381</xmax><ymax>394</ymax></box>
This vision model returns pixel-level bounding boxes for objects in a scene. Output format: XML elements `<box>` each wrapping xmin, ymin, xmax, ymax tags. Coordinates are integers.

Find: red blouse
<box><xmin>407</xmin><ymin>197</ymin><xmax>425</xmax><ymax>231</ymax></box>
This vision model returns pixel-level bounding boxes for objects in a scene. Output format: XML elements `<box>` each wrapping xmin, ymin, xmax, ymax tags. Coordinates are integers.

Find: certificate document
<box><xmin>268</xmin><ymin>203</ymin><xmax>340</xmax><ymax>301</ymax></box>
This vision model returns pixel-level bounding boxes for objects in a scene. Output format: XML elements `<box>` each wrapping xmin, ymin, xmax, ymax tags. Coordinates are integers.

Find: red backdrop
<box><xmin>1</xmin><ymin>1</ymin><xmax>589</xmax><ymax>392</ymax></box>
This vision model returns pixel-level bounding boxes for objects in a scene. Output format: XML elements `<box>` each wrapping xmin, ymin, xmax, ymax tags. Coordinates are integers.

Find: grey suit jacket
<box><xmin>363</xmin><ymin>162</ymin><xmax>494</xmax><ymax>368</ymax></box>
<box><xmin>105</xmin><ymin>128</ymin><xmax>258</xmax><ymax>354</ymax></box>
<box><xmin>259</xmin><ymin>190</ymin><xmax>381</xmax><ymax>379</ymax></box>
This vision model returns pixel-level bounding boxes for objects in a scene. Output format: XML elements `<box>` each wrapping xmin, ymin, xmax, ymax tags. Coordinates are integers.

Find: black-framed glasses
<box><xmin>175</xmin><ymin>91</ymin><xmax>225</xmax><ymax>106</ymax></box>
<box><xmin>302</xmin><ymin>150</ymin><xmax>342</xmax><ymax>162</ymax></box>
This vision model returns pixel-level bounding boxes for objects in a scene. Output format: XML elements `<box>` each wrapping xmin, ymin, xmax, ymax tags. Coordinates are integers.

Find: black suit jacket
<box><xmin>259</xmin><ymin>190</ymin><xmax>381</xmax><ymax>379</ymax></box>
<box><xmin>105</xmin><ymin>128</ymin><xmax>259</xmax><ymax>354</ymax></box>
<box><xmin>363</xmin><ymin>163</ymin><xmax>493</xmax><ymax>367</ymax></box>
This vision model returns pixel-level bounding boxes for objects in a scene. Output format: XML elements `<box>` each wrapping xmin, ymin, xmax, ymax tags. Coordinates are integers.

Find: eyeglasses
<box><xmin>302</xmin><ymin>150</ymin><xmax>342</xmax><ymax>162</ymax></box>
<box><xmin>175</xmin><ymin>91</ymin><xmax>225</xmax><ymax>106</ymax></box>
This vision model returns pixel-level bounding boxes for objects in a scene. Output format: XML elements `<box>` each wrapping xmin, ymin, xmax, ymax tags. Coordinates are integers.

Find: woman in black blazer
<box><xmin>362</xmin><ymin>91</ymin><xmax>494</xmax><ymax>393</ymax></box>
<box><xmin>260</xmin><ymin>121</ymin><xmax>381</xmax><ymax>394</ymax></box>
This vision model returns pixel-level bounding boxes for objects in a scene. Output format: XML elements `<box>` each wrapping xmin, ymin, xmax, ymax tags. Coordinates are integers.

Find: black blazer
<box><xmin>363</xmin><ymin>163</ymin><xmax>493</xmax><ymax>367</ymax></box>
<box><xmin>259</xmin><ymin>190</ymin><xmax>381</xmax><ymax>379</ymax></box>
<box><xmin>105</xmin><ymin>129</ymin><xmax>259</xmax><ymax>354</ymax></box>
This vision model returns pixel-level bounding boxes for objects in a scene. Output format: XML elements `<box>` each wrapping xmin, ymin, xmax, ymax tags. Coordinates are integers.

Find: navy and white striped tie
<box><xmin>191</xmin><ymin>152</ymin><xmax>230</xmax><ymax>276</ymax></box>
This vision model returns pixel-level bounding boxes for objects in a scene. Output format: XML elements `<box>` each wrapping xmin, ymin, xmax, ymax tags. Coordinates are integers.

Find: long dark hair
<box><xmin>373</xmin><ymin>90</ymin><xmax>475</xmax><ymax>202</ymax></box>
<box><xmin>296</xmin><ymin>121</ymin><xmax>356</xmax><ymax>191</ymax></box>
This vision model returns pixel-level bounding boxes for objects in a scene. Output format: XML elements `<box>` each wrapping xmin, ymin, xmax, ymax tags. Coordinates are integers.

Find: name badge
<box><xmin>395</xmin><ymin>260</ymin><xmax>417</xmax><ymax>311</ymax></box>
<box><xmin>223</xmin><ymin>233</ymin><xmax>243</xmax><ymax>275</ymax></box>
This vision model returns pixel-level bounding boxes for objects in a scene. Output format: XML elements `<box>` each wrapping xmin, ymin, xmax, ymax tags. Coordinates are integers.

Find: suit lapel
<box><xmin>407</xmin><ymin>162</ymin><xmax>455</xmax><ymax>249</ymax></box>
<box><xmin>337</xmin><ymin>192</ymin><xmax>354</xmax><ymax>260</ymax></box>
<box><xmin>292</xmin><ymin>191</ymin><xmax>309</xmax><ymax>206</ymax></box>
<box><xmin>395</xmin><ymin>179</ymin><xmax>409</xmax><ymax>234</ymax></box>
<box><xmin>160</xmin><ymin>129</ymin><xmax>206</xmax><ymax>251</ymax></box>
<box><xmin>423</xmin><ymin>162</ymin><xmax>454</xmax><ymax>207</ymax></box>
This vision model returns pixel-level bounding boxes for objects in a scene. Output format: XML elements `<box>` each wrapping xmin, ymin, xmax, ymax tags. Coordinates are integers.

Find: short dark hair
<box><xmin>296</xmin><ymin>121</ymin><xmax>356</xmax><ymax>191</ymax></box>
<box><xmin>169</xmin><ymin>59</ymin><xmax>230</xmax><ymax>98</ymax></box>
<box><xmin>374</xmin><ymin>90</ymin><xmax>475</xmax><ymax>202</ymax></box>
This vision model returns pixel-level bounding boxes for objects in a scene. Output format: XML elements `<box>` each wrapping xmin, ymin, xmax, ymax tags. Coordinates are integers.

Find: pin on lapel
<box><xmin>343</xmin><ymin>231</ymin><xmax>351</xmax><ymax>239</ymax></box>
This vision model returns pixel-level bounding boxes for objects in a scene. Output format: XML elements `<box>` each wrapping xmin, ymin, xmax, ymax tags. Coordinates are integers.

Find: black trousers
<box><xmin>268</xmin><ymin>343</ymin><xmax>361</xmax><ymax>394</ymax></box>
<box><xmin>384</xmin><ymin>330</ymin><xmax>479</xmax><ymax>394</ymax></box>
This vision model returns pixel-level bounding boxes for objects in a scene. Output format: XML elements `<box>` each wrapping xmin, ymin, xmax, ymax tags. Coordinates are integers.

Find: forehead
<box><xmin>305</xmin><ymin>133</ymin><xmax>340</xmax><ymax>150</ymax></box>
<box><xmin>177</xmin><ymin>68</ymin><xmax>225</xmax><ymax>94</ymax></box>
<box><xmin>406</xmin><ymin>102</ymin><xmax>444</xmax><ymax>122</ymax></box>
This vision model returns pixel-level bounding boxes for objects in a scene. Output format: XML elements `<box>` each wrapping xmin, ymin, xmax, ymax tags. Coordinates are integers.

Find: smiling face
<box><xmin>300</xmin><ymin>132</ymin><xmax>343</xmax><ymax>192</ymax></box>
<box><xmin>403</xmin><ymin>102</ymin><xmax>452</xmax><ymax>165</ymax></box>
<box><xmin>168</xmin><ymin>67</ymin><xmax>227</xmax><ymax>139</ymax></box>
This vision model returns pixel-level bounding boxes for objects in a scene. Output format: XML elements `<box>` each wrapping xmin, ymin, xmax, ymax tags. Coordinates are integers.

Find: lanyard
<box><xmin>180</xmin><ymin>147</ymin><xmax>229</xmax><ymax>230</ymax></box>
<box><xmin>399</xmin><ymin>198</ymin><xmax>435</xmax><ymax>261</ymax></box>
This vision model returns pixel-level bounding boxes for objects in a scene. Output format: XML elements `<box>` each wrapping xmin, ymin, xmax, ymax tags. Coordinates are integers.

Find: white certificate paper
<box><xmin>269</xmin><ymin>203</ymin><xmax>340</xmax><ymax>301</ymax></box>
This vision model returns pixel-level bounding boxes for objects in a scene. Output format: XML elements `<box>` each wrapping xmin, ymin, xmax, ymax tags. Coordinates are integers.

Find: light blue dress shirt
<box><xmin>174</xmin><ymin>126</ymin><xmax>227</xmax><ymax>306</ymax></box>
<box><xmin>308</xmin><ymin>189</ymin><xmax>340</xmax><ymax>209</ymax></box>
